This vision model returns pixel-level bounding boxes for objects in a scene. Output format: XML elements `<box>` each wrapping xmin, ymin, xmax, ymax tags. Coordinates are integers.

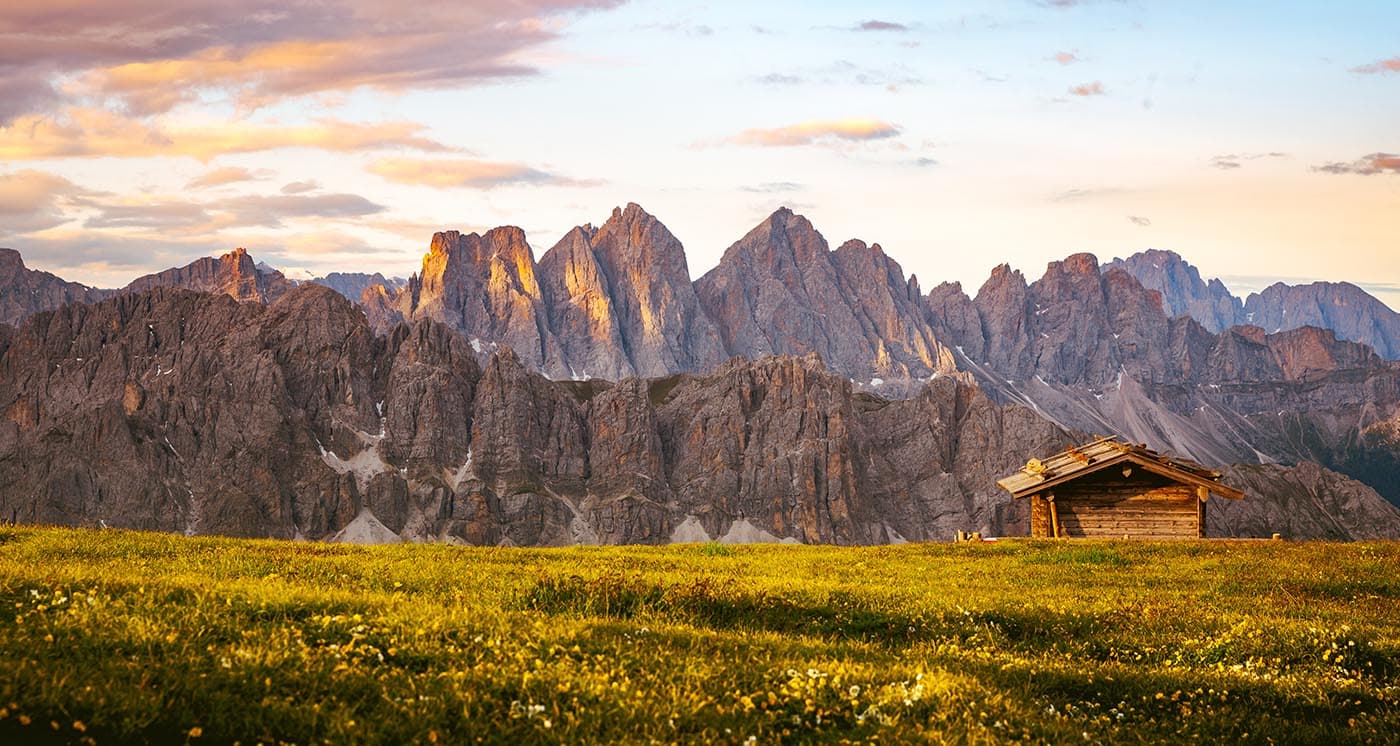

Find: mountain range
<box><xmin>2</xmin><ymin>204</ymin><xmax>1398</xmax><ymax>543</ymax></box>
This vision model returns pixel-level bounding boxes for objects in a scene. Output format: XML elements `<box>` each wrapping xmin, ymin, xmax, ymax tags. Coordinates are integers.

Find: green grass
<box><xmin>0</xmin><ymin>529</ymin><xmax>1397</xmax><ymax>744</ymax></box>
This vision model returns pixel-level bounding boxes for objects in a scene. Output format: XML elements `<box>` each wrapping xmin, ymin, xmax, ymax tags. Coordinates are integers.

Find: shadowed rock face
<box><xmin>1243</xmin><ymin>282</ymin><xmax>1400</xmax><ymax>360</ymax></box>
<box><xmin>695</xmin><ymin>208</ymin><xmax>957</xmax><ymax>383</ymax></box>
<box><xmin>125</xmin><ymin>248</ymin><xmax>293</xmax><ymax>304</ymax></box>
<box><xmin>0</xmin><ymin>248</ymin><xmax>110</xmax><ymax>326</ymax></box>
<box><xmin>1107</xmin><ymin>249</ymin><xmax>1242</xmax><ymax>334</ymax></box>
<box><xmin>311</xmin><ymin>272</ymin><xmax>405</xmax><ymax>303</ymax></box>
<box><xmin>927</xmin><ymin>253</ymin><xmax>1400</xmax><ymax>508</ymax></box>
<box><xmin>1</xmin><ymin>273</ymin><xmax>1397</xmax><ymax>543</ymax></box>
<box><xmin>2</xmin><ymin>210</ymin><xmax>1399</xmax><ymax>539</ymax></box>
<box><xmin>0</xmin><ymin>285</ymin><xmax>1075</xmax><ymax>543</ymax></box>
<box><xmin>1110</xmin><ymin>249</ymin><xmax>1400</xmax><ymax>360</ymax></box>
<box><xmin>1215</xmin><ymin>462</ymin><xmax>1400</xmax><ymax>540</ymax></box>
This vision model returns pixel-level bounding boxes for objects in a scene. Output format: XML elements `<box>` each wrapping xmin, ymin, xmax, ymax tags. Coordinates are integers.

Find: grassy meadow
<box><xmin>0</xmin><ymin>528</ymin><xmax>1396</xmax><ymax>744</ymax></box>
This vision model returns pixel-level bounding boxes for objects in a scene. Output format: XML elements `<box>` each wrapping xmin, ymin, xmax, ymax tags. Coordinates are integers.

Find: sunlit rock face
<box><xmin>125</xmin><ymin>247</ymin><xmax>293</xmax><ymax>304</ymax></box>
<box><xmin>394</xmin><ymin>227</ymin><xmax>568</xmax><ymax>377</ymax></box>
<box><xmin>536</xmin><ymin>203</ymin><xmax>727</xmax><ymax>381</ymax></box>
<box><xmin>584</xmin><ymin>203</ymin><xmax>728</xmax><ymax>377</ymax></box>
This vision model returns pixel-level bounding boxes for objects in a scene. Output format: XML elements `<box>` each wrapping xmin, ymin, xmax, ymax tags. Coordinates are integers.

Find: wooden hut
<box><xmin>996</xmin><ymin>437</ymin><xmax>1244</xmax><ymax>539</ymax></box>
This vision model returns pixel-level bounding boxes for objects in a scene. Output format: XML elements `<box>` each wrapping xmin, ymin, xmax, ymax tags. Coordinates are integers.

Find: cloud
<box><xmin>83</xmin><ymin>201</ymin><xmax>215</xmax><ymax>230</ymax></box>
<box><xmin>5</xmin><ymin>230</ymin><xmax>233</xmax><ymax>286</ymax></box>
<box><xmin>367</xmin><ymin>157</ymin><xmax>597</xmax><ymax>189</ymax></box>
<box><xmin>0</xmin><ymin>109</ymin><xmax>451</xmax><ymax>161</ymax></box>
<box><xmin>1052</xmin><ymin>51</ymin><xmax>1079</xmax><ymax>65</ymax></box>
<box><xmin>78</xmin><ymin>191</ymin><xmax>385</xmax><ymax>231</ymax></box>
<box><xmin>729</xmin><ymin>119</ymin><xmax>902</xmax><ymax>147</ymax></box>
<box><xmin>754</xmin><ymin>73</ymin><xmax>805</xmax><ymax>86</ymax></box>
<box><xmin>1352</xmin><ymin>57</ymin><xmax>1400</xmax><ymax>75</ymax></box>
<box><xmin>223</xmin><ymin>193</ymin><xmax>386</xmax><ymax>227</ymax></box>
<box><xmin>0</xmin><ymin>77</ymin><xmax>60</xmax><ymax>126</ymax></box>
<box><xmin>754</xmin><ymin>60</ymin><xmax>923</xmax><ymax>90</ymax></box>
<box><xmin>741</xmin><ymin>182</ymin><xmax>804</xmax><ymax>193</ymax></box>
<box><xmin>1209</xmin><ymin>152</ymin><xmax>1287</xmax><ymax>170</ymax></box>
<box><xmin>0</xmin><ymin>1</ymin><xmax>626</xmax><ymax>119</ymax></box>
<box><xmin>187</xmin><ymin>166</ymin><xmax>269</xmax><ymax>189</ymax></box>
<box><xmin>911</xmin><ymin>157</ymin><xmax>938</xmax><ymax>167</ymax></box>
<box><xmin>854</xmin><ymin>20</ymin><xmax>909</xmax><ymax>32</ymax></box>
<box><xmin>280</xmin><ymin>181</ymin><xmax>320</xmax><ymax>195</ymax></box>
<box><xmin>1051</xmin><ymin>187</ymin><xmax>1128</xmax><ymax>202</ymax></box>
<box><xmin>1068</xmin><ymin>81</ymin><xmax>1105</xmax><ymax>96</ymax></box>
<box><xmin>633</xmin><ymin>21</ymin><xmax>715</xmax><ymax>38</ymax></box>
<box><xmin>0</xmin><ymin>169</ymin><xmax>95</xmax><ymax>233</ymax></box>
<box><xmin>1127</xmin><ymin>215</ymin><xmax>1151</xmax><ymax>227</ymax></box>
<box><xmin>1313</xmin><ymin>153</ymin><xmax>1400</xmax><ymax>175</ymax></box>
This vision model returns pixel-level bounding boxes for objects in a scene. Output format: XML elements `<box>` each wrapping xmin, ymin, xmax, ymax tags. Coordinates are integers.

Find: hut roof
<box><xmin>996</xmin><ymin>436</ymin><xmax>1245</xmax><ymax>500</ymax></box>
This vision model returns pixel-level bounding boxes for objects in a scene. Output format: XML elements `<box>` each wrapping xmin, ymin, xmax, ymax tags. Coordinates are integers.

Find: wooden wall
<box><xmin>1029</xmin><ymin>468</ymin><xmax>1203</xmax><ymax>539</ymax></box>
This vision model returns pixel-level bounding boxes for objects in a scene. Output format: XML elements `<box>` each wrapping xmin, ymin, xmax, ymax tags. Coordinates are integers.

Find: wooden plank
<box><xmin>1049</xmin><ymin>495</ymin><xmax>1061</xmax><ymax>539</ymax></box>
<box><xmin>1030</xmin><ymin>495</ymin><xmax>1052</xmax><ymax>538</ymax></box>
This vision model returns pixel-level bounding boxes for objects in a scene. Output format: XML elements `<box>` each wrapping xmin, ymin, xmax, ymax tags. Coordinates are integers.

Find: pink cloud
<box><xmin>368</xmin><ymin>157</ymin><xmax>598</xmax><ymax>189</ymax></box>
<box><xmin>1068</xmin><ymin>81</ymin><xmax>1105</xmax><ymax>96</ymax></box>
<box><xmin>0</xmin><ymin>1</ymin><xmax>625</xmax><ymax>120</ymax></box>
<box><xmin>1314</xmin><ymin>152</ymin><xmax>1400</xmax><ymax>175</ymax></box>
<box><xmin>0</xmin><ymin>109</ymin><xmax>452</xmax><ymax>161</ymax></box>
<box><xmin>729</xmin><ymin>119</ymin><xmax>902</xmax><ymax>147</ymax></box>
<box><xmin>1352</xmin><ymin>57</ymin><xmax>1400</xmax><ymax>74</ymax></box>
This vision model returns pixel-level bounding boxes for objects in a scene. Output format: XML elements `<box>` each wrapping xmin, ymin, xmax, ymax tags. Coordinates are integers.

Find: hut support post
<box><xmin>1048</xmin><ymin>493</ymin><xmax>1061</xmax><ymax>539</ymax></box>
<box><xmin>1196</xmin><ymin>486</ymin><xmax>1208</xmax><ymax>538</ymax></box>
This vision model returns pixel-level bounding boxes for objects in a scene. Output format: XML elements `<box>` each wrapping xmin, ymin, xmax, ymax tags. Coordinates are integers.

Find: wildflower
<box><xmin>189</xmin><ymin>726</ymin><xmax>203</xmax><ymax>738</ymax></box>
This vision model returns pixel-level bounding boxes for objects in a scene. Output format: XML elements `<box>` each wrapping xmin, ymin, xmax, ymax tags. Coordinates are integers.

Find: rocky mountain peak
<box><xmin>1243</xmin><ymin>281</ymin><xmax>1400</xmax><ymax>359</ymax></box>
<box><xmin>123</xmin><ymin>248</ymin><xmax>292</xmax><ymax>304</ymax></box>
<box><xmin>0</xmin><ymin>248</ymin><xmax>112</xmax><ymax>326</ymax></box>
<box><xmin>1108</xmin><ymin>249</ymin><xmax>1242</xmax><ymax>333</ymax></box>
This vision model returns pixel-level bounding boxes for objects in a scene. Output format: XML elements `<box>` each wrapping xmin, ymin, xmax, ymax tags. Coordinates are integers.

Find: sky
<box><xmin>0</xmin><ymin>0</ymin><xmax>1397</xmax><ymax>308</ymax></box>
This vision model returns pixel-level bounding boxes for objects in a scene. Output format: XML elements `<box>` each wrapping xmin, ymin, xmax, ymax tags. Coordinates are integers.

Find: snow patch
<box><xmin>870</xmin><ymin>377</ymin><xmax>884</xmax><ymax>386</ymax></box>
<box><xmin>451</xmin><ymin>448</ymin><xmax>474</xmax><ymax>489</ymax></box>
<box><xmin>668</xmin><ymin>515</ymin><xmax>711</xmax><ymax>543</ymax></box>
<box><xmin>330</xmin><ymin>510</ymin><xmax>402</xmax><ymax>544</ymax></box>
<box><xmin>319</xmin><ymin>440</ymin><xmax>391</xmax><ymax>493</ymax></box>
<box><xmin>719</xmin><ymin>519</ymin><xmax>799</xmax><ymax>545</ymax></box>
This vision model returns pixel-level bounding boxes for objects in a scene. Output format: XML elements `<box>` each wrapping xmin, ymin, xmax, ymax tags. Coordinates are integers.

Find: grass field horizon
<box><xmin>1</xmin><ymin>527</ymin><xmax>1396</xmax><ymax>744</ymax></box>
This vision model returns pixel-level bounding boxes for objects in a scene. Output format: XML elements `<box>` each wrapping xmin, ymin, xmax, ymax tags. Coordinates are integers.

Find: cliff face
<box><xmin>1243</xmin><ymin>282</ymin><xmax>1400</xmax><ymax>360</ymax></box>
<box><xmin>0</xmin><ymin>286</ymin><xmax>1068</xmax><ymax>543</ymax></box>
<box><xmin>124</xmin><ymin>248</ymin><xmax>294</xmax><ymax>304</ymax></box>
<box><xmin>1110</xmin><ymin>249</ymin><xmax>1400</xmax><ymax>360</ymax></box>
<box><xmin>1107</xmin><ymin>249</ymin><xmax>1241</xmax><ymax>333</ymax></box>
<box><xmin>2</xmin><ymin>208</ymin><xmax>1399</xmax><ymax>541</ymax></box>
<box><xmin>535</xmin><ymin>204</ymin><xmax>727</xmax><ymax>380</ymax></box>
<box><xmin>926</xmin><ymin>253</ymin><xmax>1400</xmax><ymax>508</ymax></box>
<box><xmin>0</xmin><ymin>248</ymin><xmax>110</xmax><ymax>326</ymax></box>
<box><xmin>695</xmin><ymin>208</ymin><xmax>957</xmax><ymax>383</ymax></box>
<box><xmin>311</xmin><ymin>272</ymin><xmax>405</xmax><ymax>303</ymax></box>
<box><xmin>8</xmin><ymin>284</ymin><xmax>1394</xmax><ymax>544</ymax></box>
